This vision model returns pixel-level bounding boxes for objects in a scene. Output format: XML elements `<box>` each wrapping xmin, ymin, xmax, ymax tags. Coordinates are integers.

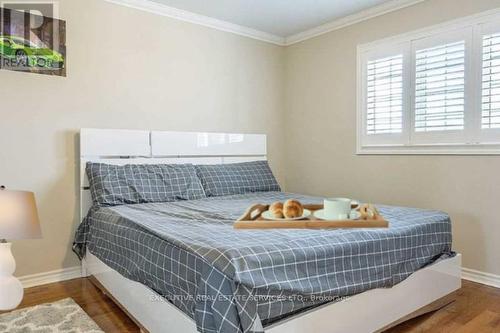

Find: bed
<box><xmin>76</xmin><ymin>129</ymin><xmax>461</xmax><ymax>333</ymax></box>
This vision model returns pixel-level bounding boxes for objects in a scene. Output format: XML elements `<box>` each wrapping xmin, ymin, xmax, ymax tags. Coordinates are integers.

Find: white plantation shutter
<box><xmin>358</xmin><ymin>14</ymin><xmax>500</xmax><ymax>154</ymax></box>
<box><xmin>482</xmin><ymin>32</ymin><xmax>500</xmax><ymax>129</ymax></box>
<box><xmin>414</xmin><ymin>41</ymin><xmax>466</xmax><ymax>132</ymax></box>
<box><xmin>366</xmin><ymin>55</ymin><xmax>403</xmax><ymax>134</ymax></box>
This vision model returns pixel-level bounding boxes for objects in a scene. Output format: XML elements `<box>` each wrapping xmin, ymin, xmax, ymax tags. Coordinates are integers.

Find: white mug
<box><xmin>324</xmin><ymin>198</ymin><xmax>351</xmax><ymax>220</ymax></box>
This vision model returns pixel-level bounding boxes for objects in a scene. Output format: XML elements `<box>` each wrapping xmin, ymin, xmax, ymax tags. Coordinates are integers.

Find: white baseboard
<box><xmin>462</xmin><ymin>267</ymin><xmax>500</xmax><ymax>289</ymax></box>
<box><xmin>19</xmin><ymin>266</ymin><xmax>82</xmax><ymax>289</ymax></box>
<box><xmin>17</xmin><ymin>265</ymin><xmax>499</xmax><ymax>290</ymax></box>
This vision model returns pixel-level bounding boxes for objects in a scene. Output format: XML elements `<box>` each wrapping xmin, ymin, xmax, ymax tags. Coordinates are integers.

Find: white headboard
<box><xmin>79</xmin><ymin>128</ymin><xmax>267</xmax><ymax>219</ymax></box>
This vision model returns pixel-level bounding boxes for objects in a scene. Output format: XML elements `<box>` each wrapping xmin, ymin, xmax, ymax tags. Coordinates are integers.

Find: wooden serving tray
<box><xmin>234</xmin><ymin>204</ymin><xmax>388</xmax><ymax>229</ymax></box>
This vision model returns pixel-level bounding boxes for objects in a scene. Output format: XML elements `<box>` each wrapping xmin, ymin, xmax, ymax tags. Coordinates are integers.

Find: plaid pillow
<box><xmin>195</xmin><ymin>161</ymin><xmax>281</xmax><ymax>197</ymax></box>
<box><xmin>86</xmin><ymin>163</ymin><xmax>206</xmax><ymax>206</ymax></box>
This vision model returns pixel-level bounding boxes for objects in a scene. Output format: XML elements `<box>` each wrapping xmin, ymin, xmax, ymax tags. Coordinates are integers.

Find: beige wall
<box><xmin>0</xmin><ymin>0</ymin><xmax>285</xmax><ymax>276</ymax></box>
<box><xmin>284</xmin><ymin>0</ymin><xmax>500</xmax><ymax>275</ymax></box>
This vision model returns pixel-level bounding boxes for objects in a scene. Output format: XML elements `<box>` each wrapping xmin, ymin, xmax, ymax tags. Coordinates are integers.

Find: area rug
<box><xmin>0</xmin><ymin>298</ymin><xmax>103</xmax><ymax>333</ymax></box>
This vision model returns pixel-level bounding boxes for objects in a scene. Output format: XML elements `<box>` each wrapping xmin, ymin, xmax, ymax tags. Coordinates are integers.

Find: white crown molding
<box><xmin>103</xmin><ymin>0</ymin><xmax>428</xmax><ymax>47</ymax></box>
<box><xmin>462</xmin><ymin>267</ymin><xmax>500</xmax><ymax>289</ymax></box>
<box><xmin>19</xmin><ymin>266</ymin><xmax>82</xmax><ymax>289</ymax></box>
<box><xmin>285</xmin><ymin>0</ymin><xmax>427</xmax><ymax>45</ymax></box>
<box><xmin>104</xmin><ymin>0</ymin><xmax>286</xmax><ymax>46</ymax></box>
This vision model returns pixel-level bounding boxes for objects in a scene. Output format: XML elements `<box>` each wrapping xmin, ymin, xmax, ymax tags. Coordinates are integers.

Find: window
<box><xmin>482</xmin><ymin>32</ymin><xmax>500</xmax><ymax>129</ymax></box>
<box><xmin>414</xmin><ymin>41</ymin><xmax>465</xmax><ymax>133</ymax></box>
<box><xmin>366</xmin><ymin>55</ymin><xmax>404</xmax><ymax>135</ymax></box>
<box><xmin>358</xmin><ymin>11</ymin><xmax>500</xmax><ymax>154</ymax></box>
<box><xmin>0</xmin><ymin>38</ymin><xmax>11</xmax><ymax>46</ymax></box>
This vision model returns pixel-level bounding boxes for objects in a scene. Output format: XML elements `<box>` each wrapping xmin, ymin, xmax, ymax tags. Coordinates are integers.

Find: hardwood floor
<box><xmin>386</xmin><ymin>280</ymin><xmax>500</xmax><ymax>333</ymax></box>
<box><xmin>9</xmin><ymin>279</ymin><xmax>500</xmax><ymax>332</ymax></box>
<box><xmin>15</xmin><ymin>278</ymin><xmax>138</xmax><ymax>332</ymax></box>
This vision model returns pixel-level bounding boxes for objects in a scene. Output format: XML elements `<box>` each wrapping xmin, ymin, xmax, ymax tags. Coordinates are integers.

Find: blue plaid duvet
<box><xmin>73</xmin><ymin>192</ymin><xmax>453</xmax><ymax>333</ymax></box>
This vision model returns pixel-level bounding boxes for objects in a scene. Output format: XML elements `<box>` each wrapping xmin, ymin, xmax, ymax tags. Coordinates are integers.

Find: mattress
<box><xmin>73</xmin><ymin>192</ymin><xmax>453</xmax><ymax>333</ymax></box>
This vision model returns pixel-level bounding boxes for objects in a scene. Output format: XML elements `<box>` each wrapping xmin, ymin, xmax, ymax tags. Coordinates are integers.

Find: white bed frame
<box><xmin>80</xmin><ymin>128</ymin><xmax>462</xmax><ymax>333</ymax></box>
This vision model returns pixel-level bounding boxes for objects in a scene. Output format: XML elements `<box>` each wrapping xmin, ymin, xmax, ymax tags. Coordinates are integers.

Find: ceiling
<box><xmin>149</xmin><ymin>0</ymin><xmax>395</xmax><ymax>37</ymax></box>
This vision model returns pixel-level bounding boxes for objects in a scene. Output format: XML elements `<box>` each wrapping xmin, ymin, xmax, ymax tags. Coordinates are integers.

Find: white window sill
<box><xmin>357</xmin><ymin>143</ymin><xmax>500</xmax><ymax>155</ymax></box>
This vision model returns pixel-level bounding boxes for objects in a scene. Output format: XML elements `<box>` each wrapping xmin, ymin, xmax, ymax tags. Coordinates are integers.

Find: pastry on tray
<box><xmin>283</xmin><ymin>199</ymin><xmax>304</xmax><ymax>219</ymax></box>
<box><xmin>358</xmin><ymin>204</ymin><xmax>379</xmax><ymax>220</ymax></box>
<box><xmin>269</xmin><ymin>202</ymin><xmax>284</xmax><ymax>219</ymax></box>
<box><xmin>267</xmin><ymin>200</ymin><xmax>305</xmax><ymax>219</ymax></box>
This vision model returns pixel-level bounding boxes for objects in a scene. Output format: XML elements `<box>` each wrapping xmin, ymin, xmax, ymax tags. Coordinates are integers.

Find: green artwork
<box><xmin>0</xmin><ymin>7</ymin><xmax>66</xmax><ymax>76</ymax></box>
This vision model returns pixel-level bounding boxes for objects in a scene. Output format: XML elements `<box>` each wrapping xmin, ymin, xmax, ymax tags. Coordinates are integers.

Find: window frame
<box><xmin>357</xmin><ymin>8</ymin><xmax>500</xmax><ymax>155</ymax></box>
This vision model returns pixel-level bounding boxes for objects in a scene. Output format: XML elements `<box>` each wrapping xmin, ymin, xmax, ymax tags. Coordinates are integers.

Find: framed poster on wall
<box><xmin>0</xmin><ymin>2</ymin><xmax>66</xmax><ymax>76</ymax></box>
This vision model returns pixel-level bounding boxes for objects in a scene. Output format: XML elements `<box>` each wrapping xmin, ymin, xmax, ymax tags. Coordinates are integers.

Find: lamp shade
<box><xmin>0</xmin><ymin>189</ymin><xmax>41</xmax><ymax>240</ymax></box>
